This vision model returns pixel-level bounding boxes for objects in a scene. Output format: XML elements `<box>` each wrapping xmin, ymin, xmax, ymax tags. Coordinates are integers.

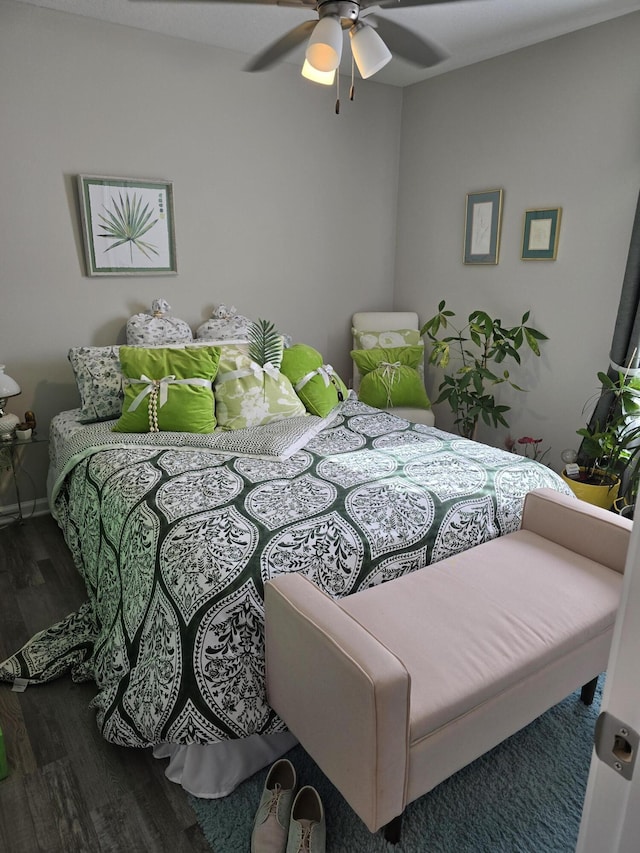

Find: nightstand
<box><xmin>0</xmin><ymin>435</ymin><xmax>47</xmax><ymax>525</ymax></box>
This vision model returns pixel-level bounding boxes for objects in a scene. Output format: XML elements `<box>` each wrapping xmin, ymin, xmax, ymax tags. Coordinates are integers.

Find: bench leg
<box><xmin>580</xmin><ymin>675</ymin><xmax>599</xmax><ymax>706</ymax></box>
<box><xmin>382</xmin><ymin>814</ymin><xmax>403</xmax><ymax>844</ymax></box>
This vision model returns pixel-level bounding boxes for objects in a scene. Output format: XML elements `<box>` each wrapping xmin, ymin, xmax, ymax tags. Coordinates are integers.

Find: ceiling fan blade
<box><xmin>245</xmin><ymin>20</ymin><xmax>317</xmax><ymax>71</ymax></box>
<box><xmin>369</xmin><ymin>15</ymin><xmax>448</xmax><ymax>66</ymax></box>
<box><xmin>132</xmin><ymin>0</ymin><xmax>312</xmax><ymax>5</ymax></box>
<box><xmin>364</xmin><ymin>0</ymin><xmax>476</xmax><ymax>9</ymax></box>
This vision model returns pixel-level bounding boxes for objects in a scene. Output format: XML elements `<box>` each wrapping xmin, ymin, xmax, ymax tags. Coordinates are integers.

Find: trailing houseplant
<box><xmin>420</xmin><ymin>301</ymin><xmax>549</xmax><ymax>439</ymax></box>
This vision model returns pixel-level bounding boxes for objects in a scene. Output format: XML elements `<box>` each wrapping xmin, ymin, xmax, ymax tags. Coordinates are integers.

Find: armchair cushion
<box><xmin>351</xmin><ymin>314</ymin><xmax>425</xmax><ymax>390</ymax></box>
<box><xmin>352</xmin><ymin>328</ymin><xmax>422</xmax><ymax>351</ymax></box>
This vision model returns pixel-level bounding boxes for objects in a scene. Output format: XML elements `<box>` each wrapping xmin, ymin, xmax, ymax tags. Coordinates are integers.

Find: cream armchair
<box><xmin>351</xmin><ymin>311</ymin><xmax>435</xmax><ymax>427</ymax></box>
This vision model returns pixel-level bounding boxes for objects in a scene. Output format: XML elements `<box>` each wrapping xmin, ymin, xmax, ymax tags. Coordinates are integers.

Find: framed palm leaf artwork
<box><xmin>78</xmin><ymin>175</ymin><xmax>177</xmax><ymax>276</ymax></box>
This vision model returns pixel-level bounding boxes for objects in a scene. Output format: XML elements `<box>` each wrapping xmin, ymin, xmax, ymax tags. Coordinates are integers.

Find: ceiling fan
<box><xmin>247</xmin><ymin>0</ymin><xmax>461</xmax><ymax>78</ymax></box>
<box><xmin>155</xmin><ymin>0</ymin><xmax>470</xmax><ymax>82</ymax></box>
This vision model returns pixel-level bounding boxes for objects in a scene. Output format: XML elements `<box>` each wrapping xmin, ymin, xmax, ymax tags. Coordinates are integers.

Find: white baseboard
<box><xmin>0</xmin><ymin>496</ymin><xmax>50</xmax><ymax>525</ymax></box>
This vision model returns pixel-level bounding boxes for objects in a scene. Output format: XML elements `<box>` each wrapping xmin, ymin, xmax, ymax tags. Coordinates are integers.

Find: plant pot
<box><xmin>613</xmin><ymin>496</ymin><xmax>635</xmax><ymax>520</ymax></box>
<box><xmin>561</xmin><ymin>468</ymin><xmax>620</xmax><ymax>510</ymax></box>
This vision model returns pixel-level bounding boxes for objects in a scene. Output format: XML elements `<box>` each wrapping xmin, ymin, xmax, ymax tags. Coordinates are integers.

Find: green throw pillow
<box><xmin>351</xmin><ymin>345</ymin><xmax>423</xmax><ymax>373</ymax></box>
<box><xmin>351</xmin><ymin>346</ymin><xmax>430</xmax><ymax>410</ymax></box>
<box><xmin>352</xmin><ymin>329</ymin><xmax>425</xmax><ymax>384</ymax></box>
<box><xmin>280</xmin><ymin>343</ymin><xmax>348</xmax><ymax>417</ymax></box>
<box><xmin>214</xmin><ymin>343</ymin><xmax>306</xmax><ymax>430</ymax></box>
<box><xmin>113</xmin><ymin>346</ymin><xmax>220</xmax><ymax>433</ymax></box>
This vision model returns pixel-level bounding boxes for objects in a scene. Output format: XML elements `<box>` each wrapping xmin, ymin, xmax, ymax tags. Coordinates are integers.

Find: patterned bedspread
<box><xmin>1</xmin><ymin>399</ymin><xmax>571</xmax><ymax>748</ymax></box>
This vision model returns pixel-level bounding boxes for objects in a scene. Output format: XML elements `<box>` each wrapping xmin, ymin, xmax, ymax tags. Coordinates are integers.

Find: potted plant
<box><xmin>420</xmin><ymin>301</ymin><xmax>549</xmax><ymax>439</ymax></box>
<box><xmin>561</xmin><ymin>369</ymin><xmax>640</xmax><ymax>513</ymax></box>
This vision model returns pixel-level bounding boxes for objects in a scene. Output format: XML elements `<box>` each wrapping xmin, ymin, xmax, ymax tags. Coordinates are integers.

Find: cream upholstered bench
<box><xmin>264</xmin><ymin>488</ymin><xmax>630</xmax><ymax>843</ymax></box>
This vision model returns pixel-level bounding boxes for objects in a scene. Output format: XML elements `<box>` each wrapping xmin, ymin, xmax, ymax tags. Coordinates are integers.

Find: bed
<box><xmin>0</xmin><ymin>309</ymin><xmax>573</xmax><ymax>794</ymax></box>
<box><xmin>0</xmin><ymin>392</ymin><xmax>572</xmax><ymax>795</ymax></box>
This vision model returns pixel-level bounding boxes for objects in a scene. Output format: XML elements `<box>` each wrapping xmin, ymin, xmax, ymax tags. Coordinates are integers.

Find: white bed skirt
<box><xmin>153</xmin><ymin>732</ymin><xmax>298</xmax><ymax>799</ymax></box>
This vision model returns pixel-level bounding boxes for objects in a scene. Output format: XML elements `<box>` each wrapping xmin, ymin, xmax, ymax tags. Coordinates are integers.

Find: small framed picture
<box><xmin>463</xmin><ymin>189</ymin><xmax>504</xmax><ymax>265</ymax></box>
<box><xmin>78</xmin><ymin>175</ymin><xmax>177</xmax><ymax>276</ymax></box>
<box><xmin>521</xmin><ymin>207</ymin><xmax>562</xmax><ymax>261</ymax></box>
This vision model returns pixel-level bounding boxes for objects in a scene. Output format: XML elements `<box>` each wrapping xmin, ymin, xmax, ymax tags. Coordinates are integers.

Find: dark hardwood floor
<box><xmin>0</xmin><ymin>514</ymin><xmax>213</xmax><ymax>853</ymax></box>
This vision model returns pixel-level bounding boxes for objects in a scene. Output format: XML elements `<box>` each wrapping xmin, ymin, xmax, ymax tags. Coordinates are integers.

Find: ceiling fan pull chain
<box><xmin>350</xmin><ymin>54</ymin><xmax>355</xmax><ymax>101</ymax></box>
<box><xmin>335</xmin><ymin>70</ymin><xmax>340</xmax><ymax>114</ymax></box>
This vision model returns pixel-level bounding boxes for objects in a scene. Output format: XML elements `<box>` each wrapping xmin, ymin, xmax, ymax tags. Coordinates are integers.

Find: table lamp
<box><xmin>0</xmin><ymin>365</ymin><xmax>21</xmax><ymax>439</ymax></box>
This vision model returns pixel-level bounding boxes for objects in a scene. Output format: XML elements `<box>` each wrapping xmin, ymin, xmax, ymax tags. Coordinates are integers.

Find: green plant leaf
<box><xmin>524</xmin><ymin>328</ymin><xmax>541</xmax><ymax>355</ymax></box>
<box><xmin>477</xmin><ymin>367</ymin><xmax>499</xmax><ymax>382</ymax></box>
<box><xmin>469</xmin><ymin>329</ymin><xmax>483</xmax><ymax>348</ymax></box>
<box><xmin>247</xmin><ymin>319</ymin><xmax>282</xmax><ymax>370</ymax></box>
<box><xmin>524</xmin><ymin>327</ymin><xmax>549</xmax><ymax>341</ymax></box>
<box><xmin>428</xmin><ymin>340</ymin><xmax>450</xmax><ymax>368</ymax></box>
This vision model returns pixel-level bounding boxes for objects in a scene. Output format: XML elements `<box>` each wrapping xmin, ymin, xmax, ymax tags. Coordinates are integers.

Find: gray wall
<box><xmin>0</xmin><ymin>0</ymin><xmax>402</xmax><ymax>506</ymax></box>
<box><xmin>395</xmin><ymin>12</ymin><xmax>640</xmax><ymax>468</ymax></box>
<box><xmin>2</xmin><ymin>1</ymin><xmax>640</xmax><ymax>508</ymax></box>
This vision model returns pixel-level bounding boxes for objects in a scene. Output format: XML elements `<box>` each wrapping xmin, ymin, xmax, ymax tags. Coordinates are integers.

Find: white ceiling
<box><xmin>12</xmin><ymin>0</ymin><xmax>640</xmax><ymax>86</ymax></box>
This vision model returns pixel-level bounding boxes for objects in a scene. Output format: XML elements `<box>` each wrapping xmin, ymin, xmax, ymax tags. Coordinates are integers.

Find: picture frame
<box><xmin>463</xmin><ymin>189</ymin><xmax>503</xmax><ymax>265</ymax></box>
<box><xmin>521</xmin><ymin>207</ymin><xmax>562</xmax><ymax>261</ymax></box>
<box><xmin>78</xmin><ymin>175</ymin><xmax>177</xmax><ymax>276</ymax></box>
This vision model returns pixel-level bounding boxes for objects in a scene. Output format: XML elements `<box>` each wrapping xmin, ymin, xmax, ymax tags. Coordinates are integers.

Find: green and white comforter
<box><xmin>0</xmin><ymin>399</ymin><xmax>571</xmax><ymax>748</ymax></box>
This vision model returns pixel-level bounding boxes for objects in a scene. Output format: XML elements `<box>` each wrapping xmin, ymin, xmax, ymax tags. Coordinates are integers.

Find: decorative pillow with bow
<box><xmin>350</xmin><ymin>345</ymin><xmax>431</xmax><ymax>410</ymax></box>
<box><xmin>113</xmin><ymin>345</ymin><xmax>220</xmax><ymax>433</ymax></box>
<box><xmin>352</xmin><ymin>327</ymin><xmax>424</xmax><ymax>373</ymax></box>
<box><xmin>126</xmin><ymin>298</ymin><xmax>193</xmax><ymax>346</ymax></box>
<box><xmin>281</xmin><ymin>343</ymin><xmax>348</xmax><ymax>417</ymax></box>
<box><xmin>196</xmin><ymin>303</ymin><xmax>253</xmax><ymax>342</ymax></box>
<box><xmin>214</xmin><ymin>322</ymin><xmax>306</xmax><ymax>430</ymax></box>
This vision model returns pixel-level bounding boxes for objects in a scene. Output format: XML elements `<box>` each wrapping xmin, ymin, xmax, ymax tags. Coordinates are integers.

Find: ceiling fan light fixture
<box><xmin>349</xmin><ymin>21</ymin><xmax>392</xmax><ymax>79</ymax></box>
<box><xmin>301</xmin><ymin>59</ymin><xmax>336</xmax><ymax>86</ymax></box>
<box><xmin>305</xmin><ymin>15</ymin><xmax>343</xmax><ymax>72</ymax></box>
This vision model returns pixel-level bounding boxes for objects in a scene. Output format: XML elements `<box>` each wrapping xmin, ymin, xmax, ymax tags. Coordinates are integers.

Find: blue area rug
<box><xmin>189</xmin><ymin>681</ymin><xmax>602</xmax><ymax>852</ymax></box>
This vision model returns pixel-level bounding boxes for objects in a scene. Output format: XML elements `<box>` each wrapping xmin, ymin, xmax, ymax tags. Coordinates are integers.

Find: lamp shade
<box><xmin>0</xmin><ymin>365</ymin><xmax>20</xmax><ymax>399</ymax></box>
<box><xmin>349</xmin><ymin>22</ymin><xmax>392</xmax><ymax>79</ymax></box>
<box><xmin>306</xmin><ymin>16</ymin><xmax>343</xmax><ymax>72</ymax></box>
<box><xmin>301</xmin><ymin>59</ymin><xmax>336</xmax><ymax>86</ymax></box>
